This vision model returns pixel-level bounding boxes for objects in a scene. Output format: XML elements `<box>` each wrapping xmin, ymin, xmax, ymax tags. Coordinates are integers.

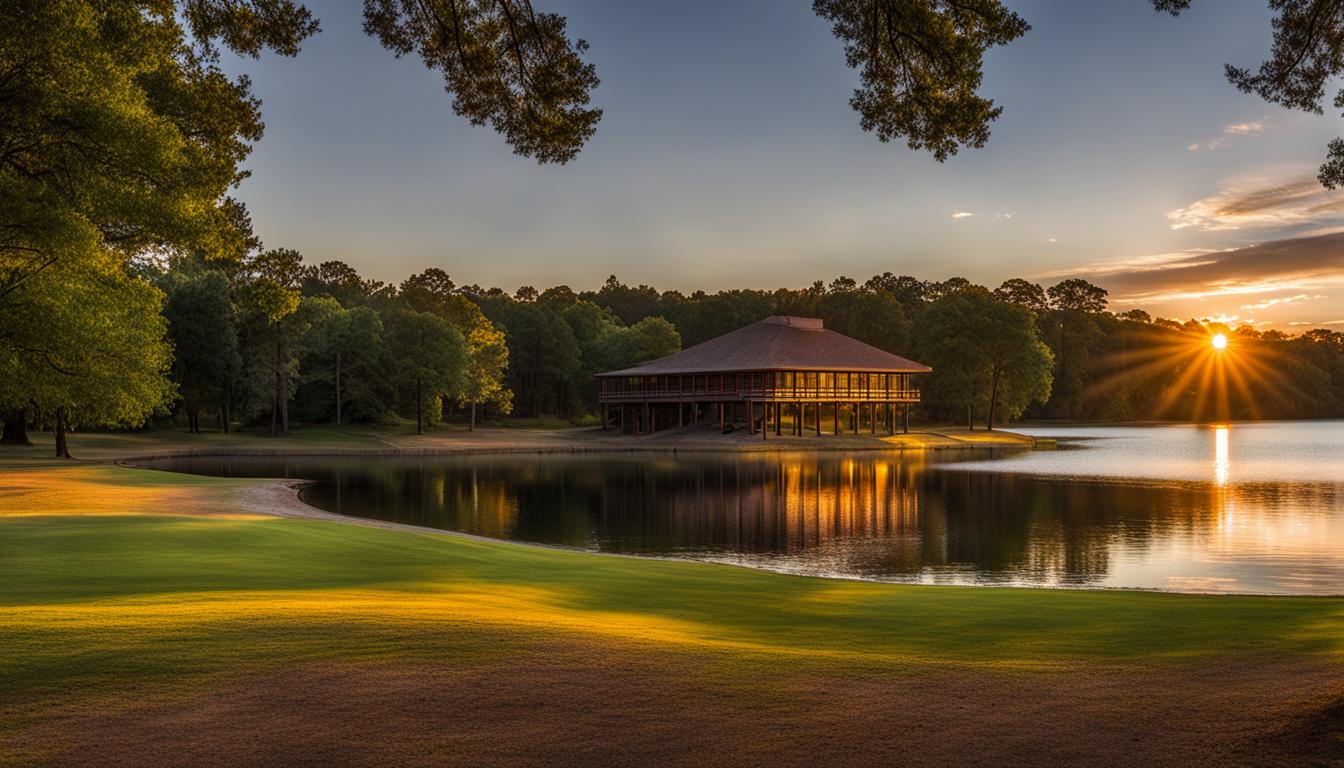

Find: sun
<box><xmin>1211</xmin><ymin>333</ymin><xmax>1228</xmax><ymax>351</ymax></box>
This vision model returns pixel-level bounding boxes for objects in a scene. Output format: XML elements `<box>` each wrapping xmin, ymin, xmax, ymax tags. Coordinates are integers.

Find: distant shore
<box><xmin>1</xmin><ymin>423</ymin><xmax>1037</xmax><ymax>466</ymax></box>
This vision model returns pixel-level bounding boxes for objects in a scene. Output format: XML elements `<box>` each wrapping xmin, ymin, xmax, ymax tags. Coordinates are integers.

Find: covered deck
<box><xmin>595</xmin><ymin>317</ymin><xmax>930</xmax><ymax>438</ymax></box>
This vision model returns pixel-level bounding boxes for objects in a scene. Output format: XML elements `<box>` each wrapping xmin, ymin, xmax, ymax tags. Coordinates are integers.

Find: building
<box><xmin>595</xmin><ymin>316</ymin><xmax>930</xmax><ymax>438</ymax></box>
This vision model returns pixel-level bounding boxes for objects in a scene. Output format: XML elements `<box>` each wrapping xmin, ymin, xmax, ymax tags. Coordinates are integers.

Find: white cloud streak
<box><xmin>1166</xmin><ymin>170</ymin><xmax>1344</xmax><ymax>232</ymax></box>
<box><xmin>1187</xmin><ymin>121</ymin><xmax>1266</xmax><ymax>151</ymax></box>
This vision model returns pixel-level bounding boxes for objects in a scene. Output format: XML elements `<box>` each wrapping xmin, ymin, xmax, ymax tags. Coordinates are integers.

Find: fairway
<box><xmin>4</xmin><ymin>461</ymin><xmax>1344</xmax><ymax>766</ymax></box>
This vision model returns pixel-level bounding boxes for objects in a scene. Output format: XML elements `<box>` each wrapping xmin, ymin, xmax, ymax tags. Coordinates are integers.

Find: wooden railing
<box><xmin>599</xmin><ymin>384</ymin><xmax>920</xmax><ymax>402</ymax></box>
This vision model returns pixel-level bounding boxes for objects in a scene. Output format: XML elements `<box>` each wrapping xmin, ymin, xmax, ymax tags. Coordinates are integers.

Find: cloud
<box><xmin>1047</xmin><ymin>237</ymin><xmax>1058</xmax><ymax>243</ymax></box>
<box><xmin>1187</xmin><ymin>120</ymin><xmax>1266</xmax><ymax>151</ymax></box>
<box><xmin>1037</xmin><ymin>232</ymin><xmax>1344</xmax><ymax>312</ymax></box>
<box><xmin>1034</xmin><ymin>249</ymin><xmax>1219</xmax><ymax>279</ymax></box>
<box><xmin>1239</xmin><ymin>293</ymin><xmax>1323</xmax><ymax>310</ymax></box>
<box><xmin>1166</xmin><ymin>170</ymin><xmax>1344</xmax><ymax>232</ymax></box>
<box><xmin>994</xmin><ymin>212</ymin><xmax>1014</xmax><ymax>219</ymax></box>
<box><xmin>951</xmin><ymin>211</ymin><xmax>974</xmax><ymax>219</ymax></box>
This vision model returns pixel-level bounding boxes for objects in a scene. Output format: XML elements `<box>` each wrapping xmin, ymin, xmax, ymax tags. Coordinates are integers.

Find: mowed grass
<box><xmin>4</xmin><ymin>462</ymin><xmax>1344</xmax><ymax>721</ymax></box>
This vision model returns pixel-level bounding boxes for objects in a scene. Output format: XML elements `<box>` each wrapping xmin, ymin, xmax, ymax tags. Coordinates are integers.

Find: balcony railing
<box><xmin>598</xmin><ymin>384</ymin><xmax>921</xmax><ymax>402</ymax></box>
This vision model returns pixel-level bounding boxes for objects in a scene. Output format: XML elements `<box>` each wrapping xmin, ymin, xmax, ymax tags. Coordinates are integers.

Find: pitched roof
<box><xmin>596</xmin><ymin>316</ymin><xmax>931</xmax><ymax>377</ymax></box>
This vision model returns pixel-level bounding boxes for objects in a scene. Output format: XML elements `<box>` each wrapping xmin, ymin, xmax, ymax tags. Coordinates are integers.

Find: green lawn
<box><xmin>5</xmin><ymin>464</ymin><xmax>1344</xmax><ymax>706</ymax></box>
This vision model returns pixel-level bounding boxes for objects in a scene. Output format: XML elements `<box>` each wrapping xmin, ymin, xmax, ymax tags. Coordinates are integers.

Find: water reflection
<box><xmin>1214</xmin><ymin>426</ymin><xmax>1229</xmax><ymax>486</ymax></box>
<box><xmin>149</xmin><ymin>438</ymin><xmax>1344</xmax><ymax>594</ymax></box>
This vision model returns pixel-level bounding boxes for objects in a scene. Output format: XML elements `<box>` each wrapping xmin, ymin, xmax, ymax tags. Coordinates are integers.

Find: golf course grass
<box><xmin>3</xmin><ymin>433</ymin><xmax>1343</xmax><ymax>766</ymax></box>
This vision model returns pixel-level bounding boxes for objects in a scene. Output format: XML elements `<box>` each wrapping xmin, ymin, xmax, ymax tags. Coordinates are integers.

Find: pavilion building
<box><xmin>595</xmin><ymin>316</ymin><xmax>930</xmax><ymax>438</ymax></box>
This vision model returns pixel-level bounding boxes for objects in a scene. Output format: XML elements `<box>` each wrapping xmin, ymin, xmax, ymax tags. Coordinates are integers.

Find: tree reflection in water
<box><xmin>150</xmin><ymin>449</ymin><xmax>1344</xmax><ymax>594</ymax></box>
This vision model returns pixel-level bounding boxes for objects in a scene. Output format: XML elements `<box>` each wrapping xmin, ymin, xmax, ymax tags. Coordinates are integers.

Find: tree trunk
<box><xmin>986</xmin><ymin>366</ymin><xmax>1002</xmax><ymax>431</ymax></box>
<box><xmin>469</xmin><ymin>401</ymin><xmax>477</xmax><ymax>432</ymax></box>
<box><xmin>1</xmin><ymin>408</ymin><xmax>31</xmax><ymax>445</ymax></box>
<box><xmin>967</xmin><ymin>403</ymin><xmax>974</xmax><ymax>431</ymax></box>
<box><xmin>272</xmin><ymin>337</ymin><xmax>281</xmax><ymax>434</ymax></box>
<box><xmin>223</xmin><ymin>378</ymin><xmax>232</xmax><ymax>434</ymax></box>
<box><xmin>54</xmin><ymin>407</ymin><xmax>71</xmax><ymax>459</ymax></box>
<box><xmin>280</xmin><ymin>363</ymin><xmax>290</xmax><ymax>435</ymax></box>
<box><xmin>416</xmin><ymin>376</ymin><xmax>423</xmax><ymax>435</ymax></box>
<box><xmin>335</xmin><ymin>350</ymin><xmax>342</xmax><ymax>426</ymax></box>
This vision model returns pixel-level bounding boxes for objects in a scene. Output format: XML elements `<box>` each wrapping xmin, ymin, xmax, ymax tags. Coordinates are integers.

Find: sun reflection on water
<box><xmin>1214</xmin><ymin>426</ymin><xmax>1229</xmax><ymax>486</ymax></box>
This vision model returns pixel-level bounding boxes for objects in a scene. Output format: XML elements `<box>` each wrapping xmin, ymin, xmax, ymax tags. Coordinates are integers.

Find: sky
<box><xmin>221</xmin><ymin>0</ymin><xmax>1344</xmax><ymax>329</ymax></box>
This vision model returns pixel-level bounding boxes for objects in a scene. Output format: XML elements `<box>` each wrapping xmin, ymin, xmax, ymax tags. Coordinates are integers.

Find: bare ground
<box><xmin>8</xmin><ymin>642</ymin><xmax>1343</xmax><ymax>768</ymax></box>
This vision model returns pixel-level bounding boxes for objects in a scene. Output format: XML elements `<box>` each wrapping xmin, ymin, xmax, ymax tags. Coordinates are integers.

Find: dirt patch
<box><xmin>12</xmin><ymin>645</ymin><xmax>1343</xmax><ymax>768</ymax></box>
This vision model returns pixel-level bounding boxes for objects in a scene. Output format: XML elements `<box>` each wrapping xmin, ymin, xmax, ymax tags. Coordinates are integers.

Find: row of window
<box><xmin>601</xmin><ymin>371</ymin><xmax>914</xmax><ymax>396</ymax></box>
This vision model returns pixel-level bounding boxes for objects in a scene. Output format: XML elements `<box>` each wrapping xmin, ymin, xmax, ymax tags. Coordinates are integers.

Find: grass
<box><xmin>5</xmin><ymin>455</ymin><xmax>1344</xmax><ymax>765</ymax></box>
<box><xmin>5</xmin><ymin>463</ymin><xmax>1344</xmax><ymax>702</ymax></box>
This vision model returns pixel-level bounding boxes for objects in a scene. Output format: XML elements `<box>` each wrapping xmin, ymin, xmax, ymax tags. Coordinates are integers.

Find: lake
<box><xmin>145</xmin><ymin>421</ymin><xmax>1344</xmax><ymax>594</ymax></box>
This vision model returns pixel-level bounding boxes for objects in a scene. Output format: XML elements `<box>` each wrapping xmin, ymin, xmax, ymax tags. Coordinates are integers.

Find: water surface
<box><xmin>146</xmin><ymin>421</ymin><xmax>1344</xmax><ymax>594</ymax></box>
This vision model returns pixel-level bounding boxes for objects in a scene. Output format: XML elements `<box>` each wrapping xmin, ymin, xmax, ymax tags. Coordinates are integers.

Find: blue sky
<box><xmin>222</xmin><ymin>0</ymin><xmax>1344</xmax><ymax>327</ymax></box>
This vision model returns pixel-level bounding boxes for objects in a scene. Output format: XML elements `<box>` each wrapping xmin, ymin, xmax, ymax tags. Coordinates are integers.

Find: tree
<box><xmin>813</xmin><ymin>0</ymin><xmax>1030</xmax><ymax>160</ymax></box>
<box><xmin>994</xmin><ymin>279</ymin><xmax>1050</xmax><ymax>314</ymax></box>
<box><xmin>399</xmin><ymin>269</ymin><xmax>514</xmax><ymax>426</ymax></box>
<box><xmin>1047</xmin><ymin>279</ymin><xmax>1109</xmax><ymax>313</ymax></box>
<box><xmin>0</xmin><ymin>251</ymin><xmax>174</xmax><ymax>457</ymax></box>
<box><xmin>237</xmin><ymin>256</ymin><xmax>304</xmax><ymax>433</ymax></box>
<box><xmin>297</xmin><ymin>298</ymin><xmax>389</xmax><ymax>425</ymax></box>
<box><xmin>0</xmin><ymin>1</ymin><xmax>294</xmax><ymax>447</ymax></box>
<box><xmin>384</xmin><ymin>309</ymin><xmax>466</xmax><ymax>433</ymax></box>
<box><xmin>162</xmin><ymin>267</ymin><xmax>239</xmax><ymax>433</ymax></box>
<box><xmin>590</xmin><ymin>317</ymin><xmax>681</xmax><ymax>373</ymax></box>
<box><xmin>460</xmin><ymin>320</ymin><xmax>511</xmax><ymax>430</ymax></box>
<box><xmin>0</xmin><ymin>0</ymin><xmax>267</xmax><ymax>310</ymax></box>
<box><xmin>302</xmin><ymin>260</ymin><xmax>387</xmax><ymax>307</ymax></box>
<box><xmin>492</xmin><ymin>301</ymin><xmax>581</xmax><ymax>417</ymax></box>
<box><xmin>919</xmin><ymin>289</ymin><xmax>1053</xmax><ymax>430</ymax></box>
<box><xmin>817</xmin><ymin>286</ymin><xmax>912</xmax><ymax>354</ymax></box>
<box><xmin>586</xmin><ymin>276</ymin><xmax>662</xmax><ymax>325</ymax></box>
<box><xmin>363</xmin><ymin>0</ymin><xmax>601</xmax><ymax>163</ymax></box>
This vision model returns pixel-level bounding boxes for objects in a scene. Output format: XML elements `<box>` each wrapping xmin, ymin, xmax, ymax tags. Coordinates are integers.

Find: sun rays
<box><xmin>1084</xmin><ymin>324</ymin><xmax>1318</xmax><ymax>422</ymax></box>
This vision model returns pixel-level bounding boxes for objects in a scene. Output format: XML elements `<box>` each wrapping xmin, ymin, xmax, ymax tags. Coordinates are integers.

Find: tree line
<box><xmin>8</xmin><ymin>247</ymin><xmax>1344</xmax><ymax>456</ymax></box>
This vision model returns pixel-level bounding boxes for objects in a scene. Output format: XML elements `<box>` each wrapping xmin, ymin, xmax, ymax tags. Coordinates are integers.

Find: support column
<box><xmin>833</xmin><ymin>402</ymin><xmax>839</xmax><ymax>435</ymax></box>
<box><xmin>903</xmin><ymin>403</ymin><xmax>910</xmax><ymax>434</ymax></box>
<box><xmin>775</xmin><ymin>403</ymin><xmax>782</xmax><ymax>436</ymax></box>
<box><xmin>719</xmin><ymin>402</ymin><xmax>725</xmax><ymax>432</ymax></box>
<box><xmin>747</xmin><ymin>400</ymin><xmax>755</xmax><ymax>434</ymax></box>
<box><xmin>870</xmin><ymin>402</ymin><xmax>876</xmax><ymax>435</ymax></box>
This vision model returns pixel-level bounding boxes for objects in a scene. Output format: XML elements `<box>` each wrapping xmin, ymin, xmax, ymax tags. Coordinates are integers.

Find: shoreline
<box><xmin>3</xmin><ymin>424</ymin><xmax>1039</xmax><ymax>467</ymax></box>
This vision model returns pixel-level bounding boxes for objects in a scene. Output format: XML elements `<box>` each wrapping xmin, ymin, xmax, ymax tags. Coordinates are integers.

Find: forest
<box><xmin>6</xmin><ymin>246</ymin><xmax>1344</xmax><ymax>453</ymax></box>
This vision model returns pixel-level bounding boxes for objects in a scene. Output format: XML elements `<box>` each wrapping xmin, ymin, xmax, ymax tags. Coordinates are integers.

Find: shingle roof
<box><xmin>596</xmin><ymin>316</ymin><xmax>931</xmax><ymax>377</ymax></box>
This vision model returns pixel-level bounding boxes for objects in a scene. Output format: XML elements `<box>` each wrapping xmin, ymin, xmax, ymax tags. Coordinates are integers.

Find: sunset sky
<box><xmin>222</xmin><ymin>0</ymin><xmax>1344</xmax><ymax>329</ymax></box>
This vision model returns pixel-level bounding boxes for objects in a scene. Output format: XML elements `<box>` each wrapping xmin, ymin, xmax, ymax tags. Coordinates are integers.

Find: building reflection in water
<box><xmin>155</xmin><ymin>443</ymin><xmax>1344</xmax><ymax>594</ymax></box>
